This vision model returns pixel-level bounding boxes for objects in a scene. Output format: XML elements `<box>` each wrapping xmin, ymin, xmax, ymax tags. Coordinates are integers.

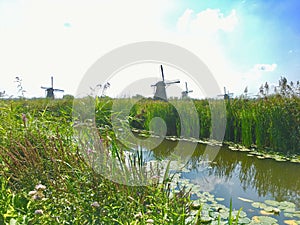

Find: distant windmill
<box><xmin>41</xmin><ymin>76</ymin><xmax>64</xmax><ymax>99</ymax></box>
<box><xmin>151</xmin><ymin>65</ymin><xmax>180</xmax><ymax>100</ymax></box>
<box><xmin>0</xmin><ymin>90</ymin><xmax>5</xmax><ymax>98</ymax></box>
<box><xmin>218</xmin><ymin>87</ymin><xmax>234</xmax><ymax>100</ymax></box>
<box><xmin>181</xmin><ymin>82</ymin><xmax>193</xmax><ymax>99</ymax></box>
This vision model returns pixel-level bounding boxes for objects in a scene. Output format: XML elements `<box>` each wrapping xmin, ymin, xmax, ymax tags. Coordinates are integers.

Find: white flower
<box><xmin>28</xmin><ymin>190</ymin><xmax>37</xmax><ymax>196</ymax></box>
<box><xmin>35</xmin><ymin>184</ymin><xmax>46</xmax><ymax>191</ymax></box>
<box><xmin>91</xmin><ymin>201</ymin><xmax>100</xmax><ymax>208</ymax></box>
<box><xmin>34</xmin><ymin>209</ymin><xmax>43</xmax><ymax>215</ymax></box>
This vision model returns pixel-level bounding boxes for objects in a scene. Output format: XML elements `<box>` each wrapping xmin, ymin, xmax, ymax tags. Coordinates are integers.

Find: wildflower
<box><xmin>87</xmin><ymin>148</ymin><xmax>95</xmax><ymax>155</ymax></box>
<box><xmin>21</xmin><ymin>113</ymin><xmax>27</xmax><ymax>127</ymax></box>
<box><xmin>29</xmin><ymin>183</ymin><xmax>46</xmax><ymax>200</ymax></box>
<box><xmin>35</xmin><ymin>184</ymin><xmax>46</xmax><ymax>191</ymax></box>
<box><xmin>21</xmin><ymin>113</ymin><xmax>27</xmax><ymax>122</ymax></box>
<box><xmin>146</xmin><ymin>219</ymin><xmax>154</xmax><ymax>224</ymax></box>
<box><xmin>91</xmin><ymin>201</ymin><xmax>100</xmax><ymax>208</ymax></box>
<box><xmin>134</xmin><ymin>212</ymin><xmax>143</xmax><ymax>219</ymax></box>
<box><xmin>28</xmin><ymin>190</ymin><xmax>37</xmax><ymax>196</ymax></box>
<box><xmin>34</xmin><ymin>209</ymin><xmax>43</xmax><ymax>215</ymax></box>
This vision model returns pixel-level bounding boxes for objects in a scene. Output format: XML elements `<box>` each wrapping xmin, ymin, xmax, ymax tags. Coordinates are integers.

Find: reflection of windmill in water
<box><xmin>41</xmin><ymin>76</ymin><xmax>64</xmax><ymax>99</ymax></box>
<box><xmin>151</xmin><ymin>65</ymin><xmax>180</xmax><ymax>101</ymax></box>
<box><xmin>181</xmin><ymin>82</ymin><xmax>193</xmax><ymax>99</ymax></box>
<box><xmin>218</xmin><ymin>87</ymin><xmax>234</xmax><ymax>100</ymax></box>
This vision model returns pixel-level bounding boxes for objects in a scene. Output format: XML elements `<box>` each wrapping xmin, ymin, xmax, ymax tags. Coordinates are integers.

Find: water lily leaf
<box><xmin>252</xmin><ymin>202</ymin><xmax>266</xmax><ymax>209</ymax></box>
<box><xmin>252</xmin><ymin>202</ymin><xmax>261</xmax><ymax>208</ymax></box>
<box><xmin>293</xmin><ymin>213</ymin><xmax>300</xmax><ymax>218</ymax></box>
<box><xmin>238</xmin><ymin>217</ymin><xmax>251</xmax><ymax>224</ymax></box>
<box><xmin>216</xmin><ymin>197</ymin><xmax>225</xmax><ymax>201</ymax></box>
<box><xmin>260</xmin><ymin>210</ymin><xmax>274</xmax><ymax>215</ymax></box>
<box><xmin>264</xmin><ymin>206</ymin><xmax>275</xmax><ymax>212</ymax></box>
<box><xmin>284</xmin><ymin>208</ymin><xmax>296</xmax><ymax>213</ymax></box>
<box><xmin>280</xmin><ymin>201</ymin><xmax>296</xmax><ymax>208</ymax></box>
<box><xmin>265</xmin><ymin>200</ymin><xmax>280</xmax><ymax>207</ymax></box>
<box><xmin>284</xmin><ymin>213</ymin><xmax>295</xmax><ymax>218</ymax></box>
<box><xmin>238</xmin><ymin>211</ymin><xmax>248</xmax><ymax>218</ymax></box>
<box><xmin>200</xmin><ymin>216</ymin><xmax>212</xmax><ymax>222</ymax></box>
<box><xmin>284</xmin><ymin>220</ymin><xmax>298</xmax><ymax>225</ymax></box>
<box><xmin>252</xmin><ymin>216</ymin><xmax>278</xmax><ymax>224</ymax></box>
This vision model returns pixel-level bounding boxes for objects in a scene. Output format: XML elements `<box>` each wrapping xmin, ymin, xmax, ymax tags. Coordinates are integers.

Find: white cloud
<box><xmin>253</xmin><ymin>63</ymin><xmax>277</xmax><ymax>72</ymax></box>
<box><xmin>177</xmin><ymin>8</ymin><xmax>238</xmax><ymax>35</ymax></box>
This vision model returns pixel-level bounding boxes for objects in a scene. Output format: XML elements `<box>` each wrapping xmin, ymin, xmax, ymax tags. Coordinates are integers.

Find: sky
<box><xmin>0</xmin><ymin>0</ymin><xmax>300</xmax><ymax>99</ymax></box>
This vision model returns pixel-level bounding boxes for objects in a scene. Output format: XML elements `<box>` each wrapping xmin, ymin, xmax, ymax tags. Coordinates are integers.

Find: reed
<box><xmin>124</xmin><ymin>95</ymin><xmax>300</xmax><ymax>155</ymax></box>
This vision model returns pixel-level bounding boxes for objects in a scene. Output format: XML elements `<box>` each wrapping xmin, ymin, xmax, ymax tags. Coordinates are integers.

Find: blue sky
<box><xmin>0</xmin><ymin>0</ymin><xmax>299</xmax><ymax>98</ymax></box>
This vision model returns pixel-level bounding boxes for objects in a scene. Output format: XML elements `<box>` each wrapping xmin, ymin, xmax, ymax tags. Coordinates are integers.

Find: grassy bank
<box><xmin>0</xmin><ymin>99</ymin><xmax>194</xmax><ymax>224</ymax></box>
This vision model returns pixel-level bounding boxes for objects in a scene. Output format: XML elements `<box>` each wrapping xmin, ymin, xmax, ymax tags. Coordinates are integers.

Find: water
<box><xmin>135</xmin><ymin>137</ymin><xmax>300</xmax><ymax>223</ymax></box>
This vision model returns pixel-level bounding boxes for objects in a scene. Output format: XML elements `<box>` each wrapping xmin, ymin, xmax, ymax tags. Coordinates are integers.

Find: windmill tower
<box><xmin>151</xmin><ymin>65</ymin><xmax>180</xmax><ymax>100</ymax></box>
<box><xmin>41</xmin><ymin>76</ymin><xmax>64</xmax><ymax>99</ymax></box>
<box><xmin>181</xmin><ymin>82</ymin><xmax>193</xmax><ymax>99</ymax></box>
<box><xmin>218</xmin><ymin>87</ymin><xmax>234</xmax><ymax>100</ymax></box>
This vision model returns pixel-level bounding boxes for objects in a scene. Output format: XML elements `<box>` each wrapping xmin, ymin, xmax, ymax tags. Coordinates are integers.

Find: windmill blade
<box><xmin>51</xmin><ymin>76</ymin><xmax>54</xmax><ymax>88</ymax></box>
<box><xmin>53</xmin><ymin>89</ymin><xmax>64</xmax><ymax>92</ymax></box>
<box><xmin>41</xmin><ymin>86</ymin><xmax>49</xmax><ymax>89</ymax></box>
<box><xmin>160</xmin><ymin>65</ymin><xmax>165</xmax><ymax>82</ymax></box>
<box><xmin>185</xmin><ymin>82</ymin><xmax>188</xmax><ymax>92</ymax></box>
<box><xmin>188</xmin><ymin>90</ymin><xmax>193</xmax><ymax>93</ymax></box>
<box><xmin>166</xmin><ymin>80</ymin><xmax>180</xmax><ymax>85</ymax></box>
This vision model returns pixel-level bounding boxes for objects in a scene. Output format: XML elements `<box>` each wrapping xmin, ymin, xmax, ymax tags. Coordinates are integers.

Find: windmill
<box><xmin>0</xmin><ymin>90</ymin><xmax>5</xmax><ymax>98</ymax></box>
<box><xmin>218</xmin><ymin>87</ymin><xmax>234</xmax><ymax>100</ymax></box>
<box><xmin>181</xmin><ymin>82</ymin><xmax>193</xmax><ymax>99</ymax></box>
<box><xmin>151</xmin><ymin>65</ymin><xmax>180</xmax><ymax>100</ymax></box>
<box><xmin>41</xmin><ymin>76</ymin><xmax>64</xmax><ymax>99</ymax></box>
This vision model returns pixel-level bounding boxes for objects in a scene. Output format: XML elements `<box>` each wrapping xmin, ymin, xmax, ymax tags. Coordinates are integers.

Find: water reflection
<box><xmin>141</xmin><ymin>138</ymin><xmax>300</xmax><ymax>208</ymax></box>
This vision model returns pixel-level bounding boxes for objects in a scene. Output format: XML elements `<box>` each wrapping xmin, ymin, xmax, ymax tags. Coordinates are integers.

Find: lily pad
<box><xmin>260</xmin><ymin>210</ymin><xmax>274</xmax><ymax>216</ymax></box>
<box><xmin>264</xmin><ymin>200</ymin><xmax>280</xmax><ymax>207</ymax></box>
<box><xmin>284</xmin><ymin>220</ymin><xmax>298</xmax><ymax>225</ymax></box>
<box><xmin>252</xmin><ymin>202</ymin><xmax>267</xmax><ymax>209</ymax></box>
<box><xmin>252</xmin><ymin>216</ymin><xmax>278</xmax><ymax>224</ymax></box>
<box><xmin>238</xmin><ymin>217</ymin><xmax>251</xmax><ymax>224</ymax></box>
<box><xmin>284</xmin><ymin>213</ymin><xmax>295</xmax><ymax>218</ymax></box>
<box><xmin>263</xmin><ymin>206</ymin><xmax>275</xmax><ymax>212</ymax></box>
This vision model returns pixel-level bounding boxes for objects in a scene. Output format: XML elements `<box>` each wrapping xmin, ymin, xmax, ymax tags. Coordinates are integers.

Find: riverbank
<box><xmin>0</xmin><ymin>97</ymin><xmax>299</xmax><ymax>224</ymax></box>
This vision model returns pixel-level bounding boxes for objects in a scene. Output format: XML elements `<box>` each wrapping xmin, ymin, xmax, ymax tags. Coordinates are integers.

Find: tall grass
<box><xmin>125</xmin><ymin>96</ymin><xmax>300</xmax><ymax>155</ymax></box>
<box><xmin>0</xmin><ymin>98</ymin><xmax>198</xmax><ymax>224</ymax></box>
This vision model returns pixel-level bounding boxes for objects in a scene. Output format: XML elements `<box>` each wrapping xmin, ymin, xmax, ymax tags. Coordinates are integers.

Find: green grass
<box><xmin>0</xmin><ymin>98</ymin><xmax>213</xmax><ymax>224</ymax></box>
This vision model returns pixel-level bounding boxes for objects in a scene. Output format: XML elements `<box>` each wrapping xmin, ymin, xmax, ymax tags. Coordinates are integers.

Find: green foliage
<box><xmin>0</xmin><ymin>98</ymin><xmax>198</xmax><ymax>224</ymax></box>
